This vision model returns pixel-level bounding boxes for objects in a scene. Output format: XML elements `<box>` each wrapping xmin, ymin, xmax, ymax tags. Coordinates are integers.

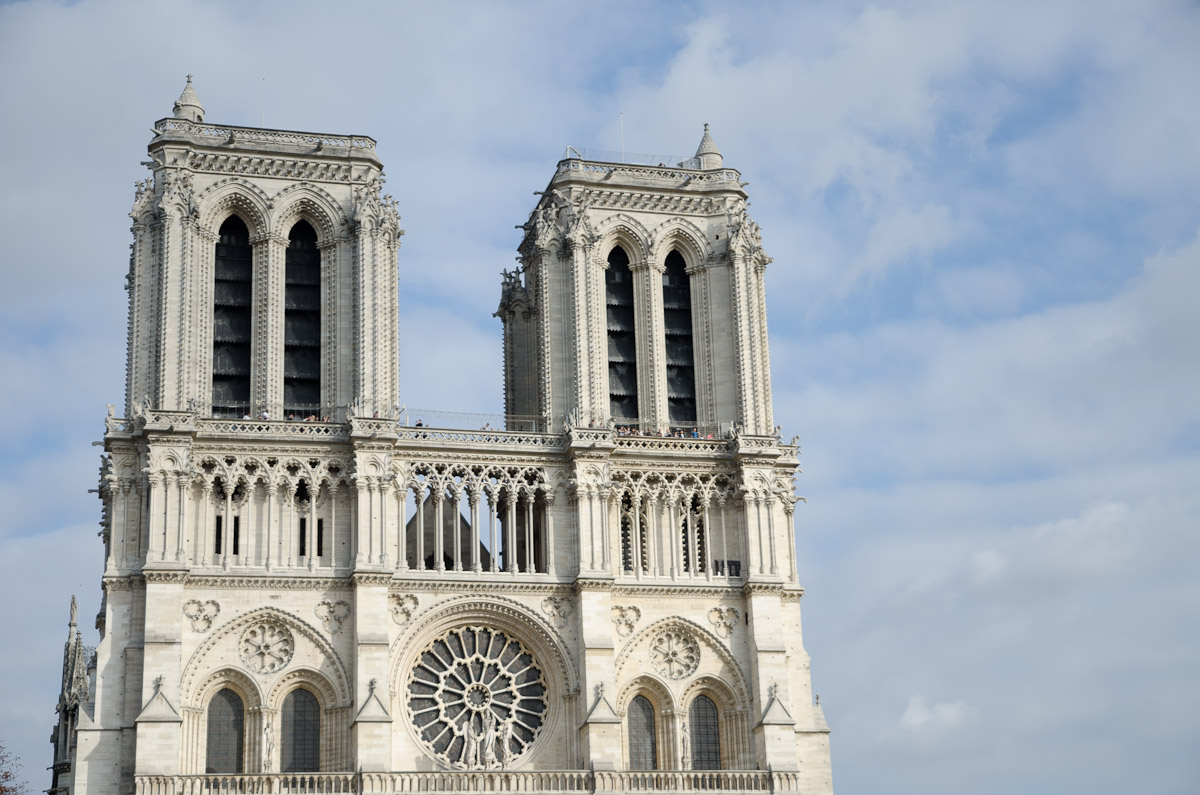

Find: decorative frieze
<box><xmin>186</xmin><ymin>152</ymin><xmax>355</xmax><ymax>183</ymax></box>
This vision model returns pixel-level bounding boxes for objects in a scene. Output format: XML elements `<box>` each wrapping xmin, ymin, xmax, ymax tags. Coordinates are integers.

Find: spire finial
<box><xmin>694</xmin><ymin>123</ymin><xmax>722</xmax><ymax>169</ymax></box>
<box><xmin>173</xmin><ymin>75</ymin><xmax>205</xmax><ymax>122</ymax></box>
<box><xmin>69</xmin><ymin>595</ymin><xmax>77</xmax><ymax>628</ymax></box>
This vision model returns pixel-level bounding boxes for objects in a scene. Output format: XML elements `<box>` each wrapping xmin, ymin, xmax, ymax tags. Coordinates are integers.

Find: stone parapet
<box><xmin>134</xmin><ymin>770</ymin><xmax>804</xmax><ymax>795</ymax></box>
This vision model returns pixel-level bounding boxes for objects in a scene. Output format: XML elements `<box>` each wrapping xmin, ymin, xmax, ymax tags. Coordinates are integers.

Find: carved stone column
<box><xmin>253</xmin><ymin>233</ymin><xmax>288</xmax><ymax>418</ymax></box>
<box><xmin>468</xmin><ymin>487</ymin><xmax>482</xmax><ymax>572</ymax></box>
<box><xmin>432</xmin><ymin>485</ymin><xmax>445</xmax><ymax>572</ymax></box>
<box><xmin>264</xmin><ymin>482</ymin><xmax>277</xmax><ymax>571</ymax></box>
<box><xmin>544</xmin><ymin>492</ymin><xmax>557</xmax><ymax>576</ymax></box>
<box><xmin>630</xmin><ymin>255</ymin><xmax>667</xmax><ymax>431</ymax></box>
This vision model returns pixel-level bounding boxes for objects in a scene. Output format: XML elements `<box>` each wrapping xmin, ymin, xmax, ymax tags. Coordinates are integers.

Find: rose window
<box><xmin>649</xmin><ymin>628</ymin><xmax>700</xmax><ymax>680</ymax></box>
<box><xmin>407</xmin><ymin>626</ymin><xmax>548</xmax><ymax>770</ymax></box>
<box><xmin>238</xmin><ymin>622</ymin><xmax>294</xmax><ymax>674</ymax></box>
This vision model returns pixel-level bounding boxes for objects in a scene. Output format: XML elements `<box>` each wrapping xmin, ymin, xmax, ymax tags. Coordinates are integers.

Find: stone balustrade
<box><xmin>135</xmin><ymin>771</ymin><xmax>796</xmax><ymax>795</ymax></box>
<box><xmin>107</xmin><ymin>417</ymin><xmax>760</xmax><ymax>459</ymax></box>
<box><xmin>153</xmin><ymin>118</ymin><xmax>376</xmax><ymax>150</ymax></box>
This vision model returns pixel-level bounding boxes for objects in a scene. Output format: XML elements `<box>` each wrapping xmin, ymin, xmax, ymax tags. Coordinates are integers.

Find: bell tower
<box><xmin>126</xmin><ymin>76</ymin><xmax>403</xmax><ymax>420</ymax></box>
<box><xmin>498</xmin><ymin>125</ymin><xmax>776</xmax><ymax>435</ymax></box>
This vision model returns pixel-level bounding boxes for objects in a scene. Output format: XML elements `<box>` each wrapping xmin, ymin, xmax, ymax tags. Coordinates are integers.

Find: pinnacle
<box><xmin>173</xmin><ymin>74</ymin><xmax>205</xmax><ymax>121</ymax></box>
<box><xmin>694</xmin><ymin>123</ymin><xmax>723</xmax><ymax>169</ymax></box>
<box><xmin>695</xmin><ymin>123</ymin><xmax>720</xmax><ymax>157</ymax></box>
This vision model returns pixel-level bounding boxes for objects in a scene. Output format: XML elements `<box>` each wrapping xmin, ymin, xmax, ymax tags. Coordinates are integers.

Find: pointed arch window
<box><xmin>627</xmin><ymin>694</ymin><xmax>658</xmax><ymax>770</ymax></box>
<box><xmin>606</xmin><ymin>246</ymin><xmax>638</xmax><ymax>424</ymax></box>
<box><xmin>681</xmin><ymin>493</ymin><xmax>706</xmax><ymax>574</ymax></box>
<box><xmin>212</xmin><ymin>217</ymin><xmax>252</xmax><ymax>417</ymax></box>
<box><xmin>285</xmin><ymin>220</ymin><xmax>321</xmax><ymax>417</ymax></box>
<box><xmin>205</xmin><ymin>688</ymin><xmax>244</xmax><ymax>774</ymax></box>
<box><xmin>619</xmin><ymin>491</ymin><xmax>649</xmax><ymax>574</ymax></box>
<box><xmin>689</xmin><ymin>695</ymin><xmax>721</xmax><ymax>770</ymax></box>
<box><xmin>662</xmin><ymin>249</ymin><xmax>696</xmax><ymax>427</ymax></box>
<box><xmin>281</xmin><ymin>688</ymin><xmax>320</xmax><ymax>773</ymax></box>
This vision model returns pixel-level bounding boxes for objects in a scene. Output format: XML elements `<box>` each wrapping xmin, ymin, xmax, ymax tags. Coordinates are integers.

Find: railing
<box><xmin>136</xmin><ymin>775</ymin><xmax>357</xmax><ymax>795</ymax></box>
<box><xmin>593</xmin><ymin>772</ymin><xmax>775</xmax><ymax>792</ymax></box>
<box><xmin>108</xmin><ymin>409</ymin><xmax>760</xmax><ymax>456</ymax></box>
<box><xmin>196</xmin><ymin>418</ymin><xmax>350</xmax><ymax>439</ymax></box>
<box><xmin>362</xmin><ymin>771</ymin><xmax>591</xmax><ymax>793</ymax></box>
<box><xmin>136</xmin><ymin>772</ymin><xmax>796</xmax><ymax>795</ymax></box>
<box><xmin>564</xmin><ymin>147</ymin><xmax>693</xmax><ymax>168</ymax></box>
<box><xmin>153</xmin><ymin>119</ymin><xmax>376</xmax><ymax>151</ymax></box>
<box><xmin>556</xmin><ymin>160</ymin><xmax>740</xmax><ymax>184</ymax></box>
<box><xmin>400</xmin><ymin>409</ymin><xmax>551</xmax><ymax>434</ymax></box>
<box><xmin>396</xmin><ymin>426</ymin><xmax>562</xmax><ymax>447</ymax></box>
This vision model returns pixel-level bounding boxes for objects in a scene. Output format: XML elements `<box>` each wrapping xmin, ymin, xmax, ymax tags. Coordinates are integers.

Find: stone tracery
<box><xmin>406</xmin><ymin>626</ymin><xmax>548</xmax><ymax>770</ymax></box>
<box><xmin>239</xmin><ymin>621</ymin><xmax>295</xmax><ymax>674</ymax></box>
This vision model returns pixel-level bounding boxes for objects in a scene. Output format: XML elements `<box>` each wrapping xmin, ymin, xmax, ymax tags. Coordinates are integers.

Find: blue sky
<box><xmin>1</xmin><ymin>1</ymin><xmax>1198</xmax><ymax>793</ymax></box>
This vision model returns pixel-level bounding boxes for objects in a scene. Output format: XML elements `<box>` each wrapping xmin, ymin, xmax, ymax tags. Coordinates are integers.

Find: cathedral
<box><xmin>47</xmin><ymin>78</ymin><xmax>833</xmax><ymax>795</ymax></box>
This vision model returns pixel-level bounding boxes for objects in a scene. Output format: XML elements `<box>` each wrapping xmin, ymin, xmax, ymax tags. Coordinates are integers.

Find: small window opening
<box><xmin>316</xmin><ymin>518</ymin><xmax>324</xmax><ymax>557</ymax></box>
<box><xmin>606</xmin><ymin>246</ymin><xmax>638</xmax><ymax>424</ymax></box>
<box><xmin>662</xmin><ymin>249</ymin><xmax>697</xmax><ymax>427</ymax></box>
<box><xmin>299</xmin><ymin>517</ymin><xmax>307</xmax><ymax>557</ymax></box>
<box><xmin>284</xmin><ymin>221</ymin><xmax>321</xmax><ymax>417</ymax></box>
<box><xmin>212</xmin><ymin>216</ymin><xmax>252</xmax><ymax>418</ymax></box>
<box><xmin>214</xmin><ymin>515</ymin><xmax>222</xmax><ymax>555</ymax></box>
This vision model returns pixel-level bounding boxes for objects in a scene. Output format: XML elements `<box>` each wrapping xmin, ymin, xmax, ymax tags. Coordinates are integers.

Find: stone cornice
<box><xmin>142</xmin><ymin>570</ymin><xmax>189</xmax><ymax>584</ymax></box>
<box><xmin>742</xmin><ymin>581</ymin><xmax>786</xmax><ymax>597</ymax></box>
<box><xmin>185</xmin><ymin>574</ymin><xmax>353</xmax><ymax>591</ymax></box>
<box><xmin>573</xmin><ymin>578</ymin><xmax>614</xmax><ymax>592</ymax></box>
<box><xmin>102</xmin><ymin>576</ymin><xmax>137</xmax><ymax>592</ymax></box>
<box><xmin>351</xmin><ymin>572</ymin><xmax>393</xmax><ymax>587</ymax></box>
<box><xmin>186</xmin><ymin>151</ymin><xmax>358</xmax><ymax>184</ymax></box>
<box><xmin>388</xmin><ymin>578</ymin><xmax>575</xmax><ymax>596</ymax></box>
<box><xmin>612</xmin><ymin>583</ymin><xmax>745</xmax><ymax>599</ymax></box>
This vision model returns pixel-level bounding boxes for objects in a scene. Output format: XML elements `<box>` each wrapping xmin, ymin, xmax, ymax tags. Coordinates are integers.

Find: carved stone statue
<box><xmin>461</xmin><ymin>715</ymin><xmax>478</xmax><ymax>769</ymax></box>
<box><xmin>497</xmin><ymin>719</ymin><xmax>514</xmax><ymax>767</ymax></box>
<box><xmin>263</xmin><ymin>720</ymin><xmax>274</xmax><ymax>771</ymax></box>
<box><xmin>480</xmin><ymin>710</ymin><xmax>498</xmax><ymax>769</ymax></box>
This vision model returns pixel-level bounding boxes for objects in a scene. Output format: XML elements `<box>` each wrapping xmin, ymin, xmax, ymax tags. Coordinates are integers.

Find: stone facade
<box><xmin>49</xmin><ymin>80</ymin><xmax>833</xmax><ymax>795</ymax></box>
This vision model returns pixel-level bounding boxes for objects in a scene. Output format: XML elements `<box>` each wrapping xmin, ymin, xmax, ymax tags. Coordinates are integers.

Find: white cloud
<box><xmin>899</xmin><ymin>695</ymin><xmax>971</xmax><ymax>732</ymax></box>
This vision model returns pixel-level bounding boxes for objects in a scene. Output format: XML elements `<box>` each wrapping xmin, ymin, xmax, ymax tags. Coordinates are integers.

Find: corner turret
<box><xmin>695</xmin><ymin>123</ymin><xmax>722</xmax><ymax>169</ymax></box>
<box><xmin>172</xmin><ymin>74</ymin><xmax>204</xmax><ymax>122</ymax></box>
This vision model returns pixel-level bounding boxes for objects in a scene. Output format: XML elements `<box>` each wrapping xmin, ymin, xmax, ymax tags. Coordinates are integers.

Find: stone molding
<box><xmin>185</xmin><ymin>575</ymin><xmax>352</xmax><ymax>591</ymax></box>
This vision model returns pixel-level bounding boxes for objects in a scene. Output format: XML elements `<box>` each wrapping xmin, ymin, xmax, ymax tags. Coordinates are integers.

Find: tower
<box><xmin>497</xmin><ymin>125</ymin><xmax>775</xmax><ymax>437</ymax></box>
<box><xmin>53</xmin><ymin>82</ymin><xmax>832</xmax><ymax>795</ymax></box>
<box><xmin>126</xmin><ymin>75</ymin><xmax>402</xmax><ymax>422</ymax></box>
